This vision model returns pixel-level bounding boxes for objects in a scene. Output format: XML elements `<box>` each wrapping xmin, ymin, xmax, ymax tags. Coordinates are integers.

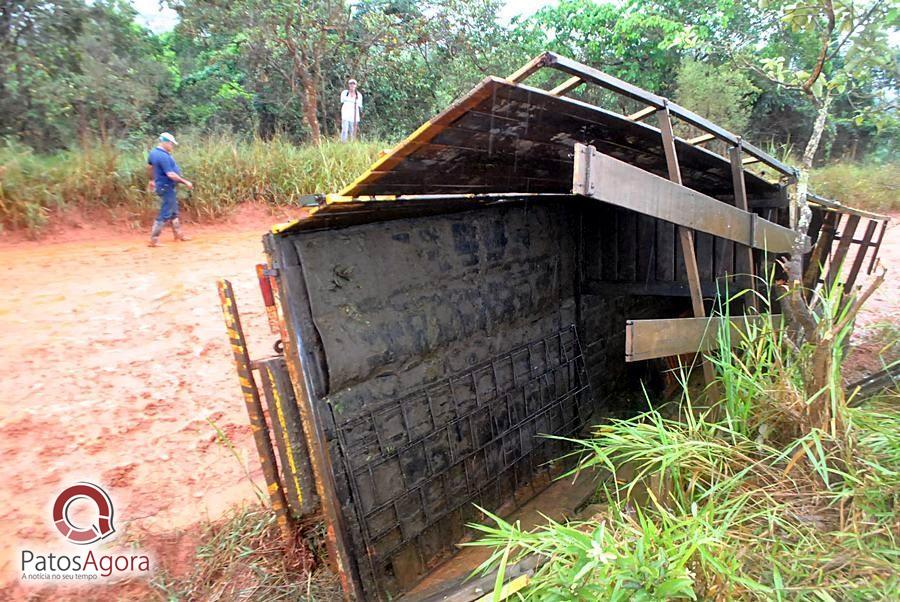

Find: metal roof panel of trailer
<box><xmin>273</xmin><ymin>60</ymin><xmax>797</xmax><ymax>235</ymax></box>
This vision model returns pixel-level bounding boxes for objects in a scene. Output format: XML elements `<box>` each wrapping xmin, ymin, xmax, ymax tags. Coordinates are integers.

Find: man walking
<box><xmin>147</xmin><ymin>132</ymin><xmax>193</xmax><ymax>247</ymax></box>
<box><xmin>340</xmin><ymin>79</ymin><xmax>363</xmax><ymax>142</ymax></box>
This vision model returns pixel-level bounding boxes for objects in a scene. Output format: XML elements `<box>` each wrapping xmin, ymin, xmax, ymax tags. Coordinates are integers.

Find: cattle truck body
<box><xmin>226</xmin><ymin>53</ymin><xmax>888</xmax><ymax>601</ymax></box>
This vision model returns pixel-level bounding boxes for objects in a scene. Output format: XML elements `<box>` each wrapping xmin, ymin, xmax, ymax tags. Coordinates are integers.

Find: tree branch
<box><xmin>826</xmin><ymin>0</ymin><xmax>886</xmax><ymax>61</ymax></box>
<box><xmin>801</xmin><ymin>0</ymin><xmax>835</xmax><ymax>94</ymax></box>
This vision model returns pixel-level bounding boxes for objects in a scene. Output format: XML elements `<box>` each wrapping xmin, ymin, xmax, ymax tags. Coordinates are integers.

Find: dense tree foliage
<box><xmin>1</xmin><ymin>0</ymin><xmax>896</xmax><ymax>161</ymax></box>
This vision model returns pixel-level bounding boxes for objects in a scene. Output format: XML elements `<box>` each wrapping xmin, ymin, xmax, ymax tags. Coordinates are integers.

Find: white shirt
<box><xmin>340</xmin><ymin>89</ymin><xmax>363</xmax><ymax>122</ymax></box>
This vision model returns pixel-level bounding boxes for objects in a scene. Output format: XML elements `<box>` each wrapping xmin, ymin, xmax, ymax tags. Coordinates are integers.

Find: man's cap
<box><xmin>348</xmin><ymin>78</ymin><xmax>357</xmax><ymax>85</ymax></box>
<box><xmin>159</xmin><ymin>132</ymin><xmax>178</xmax><ymax>145</ymax></box>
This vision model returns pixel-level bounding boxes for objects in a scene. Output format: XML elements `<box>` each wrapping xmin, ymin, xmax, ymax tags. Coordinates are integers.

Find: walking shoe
<box><xmin>171</xmin><ymin>218</ymin><xmax>191</xmax><ymax>242</ymax></box>
<box><xmin>149</xmin><ymin>220</ymin><xmax>165</xmax><ymax>247</ymax></box>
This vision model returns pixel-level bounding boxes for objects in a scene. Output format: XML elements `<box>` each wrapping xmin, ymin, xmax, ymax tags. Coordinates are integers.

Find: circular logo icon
<box><xmin>52</xmin><ymin>482</ymin><xmax>116</xmax><ymax>545</ymax></box>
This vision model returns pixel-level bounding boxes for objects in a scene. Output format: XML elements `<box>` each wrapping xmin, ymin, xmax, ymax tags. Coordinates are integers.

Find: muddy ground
<box><xmin>0</xmin><ymin>207</ymin><xmax>896</xmax><ymax>599</ymax></box>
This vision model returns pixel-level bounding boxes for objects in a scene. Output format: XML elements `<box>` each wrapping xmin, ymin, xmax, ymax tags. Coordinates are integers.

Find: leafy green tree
<box><xmin>674</xmin><ymin>59</ymin><xmax>761</xmax><ymax>134</ymax></box>
<box><xmin>0</xmin><ymin>1</ymin><xmax>172</xmax><ymax>148</ymax></box>
<box><xmin>519</xmin><ymin>0</ymin><xmax>689</xmax><ymax>101</ymax></box>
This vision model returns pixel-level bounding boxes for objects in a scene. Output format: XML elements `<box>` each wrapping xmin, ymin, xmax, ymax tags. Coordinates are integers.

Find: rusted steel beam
<box><xmin>803</xmin><ymin>211</ymin><xmax>840</xmax><ymax>291</ymax></box>
<box><xmin>217</xmin><ymin>279</ymin><xmax>294</xmax><ymax>539</ymax></box>
<box><xmin>626</xmin><ymin>314</ymin><xmax>783</xmax><ymax>362</ymax></box>
<box><xmin>688</xmin><ymin>133</ymin><xmax>716</xmax><ymax>145</ymax></box>
<box><xmin>572</xmin><ymin>144</ymin><xmax>801</xmax><ymax>253</ymax></box>
<box><xmin>843</xmin><ymin>219</ymin><xmax>879</xmax><ymax>291</ymax></box>
<box><xmin>550</xmin><ymin>76</ymin><xmax>583</xmax><ymax>96</ymax></box>
<box><xmin>657</xmin><ymin>105</ymin><xmax>717</xmax><ymax>386</ymax></box>
<box><xmin>824</xmin><ymin>214</ymin><xmax>860</xmax><ymax>291</ymax></box>
<box><xmin>256</xmin><ymin>263</ymin><xmax>281</xmax><ymax>335</ymax></box>
<box><xmin>626</xmin><ymin>106</ymin><xmax>656</xmax><ymax>122</ymax></box>
<box><xmin>729</xmin><ymin>144</ymin><xmax>758</xmax><ymax>310</ymax></box>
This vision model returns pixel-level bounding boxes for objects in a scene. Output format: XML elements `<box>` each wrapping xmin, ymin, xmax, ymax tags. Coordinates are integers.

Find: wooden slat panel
<box><xmin>619</xmin><ymin>210</ymin><xmax>637</xmax><ymax>281</ymax></box>
<box><xmin>636</xmin><ymin>215</ymin><xmax>656</xmax><ymax>282</ymax></box>
<box><xmin>656</xmin><ymin>216</ymin><xmax>676</xmax><ymax>281</ymax></box>
<box><xmin>843</xmin><ymin>219</ymin><xmax>879</xmax><ymax>290</ymax></box>
<box><xmin>542</xmin><ymin>52</ymin><xmax>796</xmax><ymax>178</ymax></box>
<box><xmin>824</xmin><ymin>214</ymin><xmax>861</xmax><ymax>290</ymax></box>
<box><xmin>803</xmin><ymin>211</ymin><xmax>840</xmax><ymax>290</ymax></box>
<box><xmin>729</xmin><ymin>145</ymin><xmax>758</xmax><ymax>307</ymax></box>
<box><xmin>572</xmin><ymin>145</ymin><xmax>803</xmax><ymax>253</ymax></box>
<box><xmin>625</xmin><ymin>314</ymin><xmax>783</xmax><ymax>362</ymax></box>
<box><xmin>868</xmin><ymin>219</ymin><xmax>889</xmax><ymax>273</ymax></box>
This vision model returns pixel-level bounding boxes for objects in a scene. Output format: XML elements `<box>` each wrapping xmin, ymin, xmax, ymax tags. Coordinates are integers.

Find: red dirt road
<box><xmin>0</xmin><ymin>206</ymin><xmax>302</xmax><ymax>595</ymax></box>
<box><xmin>0</xmin><ymin>207</ymin><xmax>896</xmax><ymax>597</ymax></box>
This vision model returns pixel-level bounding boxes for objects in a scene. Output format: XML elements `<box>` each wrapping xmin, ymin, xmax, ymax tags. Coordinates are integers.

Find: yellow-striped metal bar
<box><xmin>217</xmin><ymin>279</ymin><xmax>294</xmax><ymax>539</ymax></box>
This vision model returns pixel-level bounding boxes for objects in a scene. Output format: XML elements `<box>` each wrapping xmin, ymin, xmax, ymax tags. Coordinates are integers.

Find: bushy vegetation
<box><xmin>0</xmin><ymin>136</ymin><xmax>384</xmax><ymax>234</ymax></box>
<box><xmin>470</xmin><ymin>284</ymin><xmax>899</xmax><ymax>600</ymax></box>
<box><xmin>812</xmin><ymin>162</ymin><xmax>899</xmax><ymax>213</ymax></box>
<box><xmin>3</xmin><ymin>1</ymin><xmax>896</xmax><ymax>160</ymax></box>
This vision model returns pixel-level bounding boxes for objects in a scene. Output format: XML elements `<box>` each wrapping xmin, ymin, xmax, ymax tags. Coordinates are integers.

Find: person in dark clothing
<box><xmin>146</xmin><ymin>133</ymin><xmax>193</xmax><ymax>247</ymax></box>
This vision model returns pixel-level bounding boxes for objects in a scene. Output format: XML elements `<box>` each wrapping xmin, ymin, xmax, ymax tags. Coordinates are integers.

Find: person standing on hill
<box><xmin>340</xmin><ymin>79</ymin><xmax>363</xmax><ymax>142</ymax></box>
<box><xmin>146</xmin><ymin>132</ymin><xmax>193</xmax><ymax>247</ymax></box>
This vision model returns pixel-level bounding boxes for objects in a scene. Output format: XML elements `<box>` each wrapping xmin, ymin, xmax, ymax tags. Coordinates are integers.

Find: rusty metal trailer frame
<box><xmin>506</xmin><ymin>51</ymin><xmax>798</xmax><ymax>181</ymax></box>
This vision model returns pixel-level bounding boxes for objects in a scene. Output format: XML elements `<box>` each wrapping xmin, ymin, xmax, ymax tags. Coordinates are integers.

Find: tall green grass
<box><xmin>812</xmin><ymin>161</ymin><xmax>898</xmax><ymax>213</ymax></box>
<box><xmin>0</xmin><ymin>135</ymin><xmax>385</xmax><ymax>235</ymax></box>
<box><xmin>469</xmin><ymin>284</ymin><xmax>899</xmax><ymax>600</ymax></box>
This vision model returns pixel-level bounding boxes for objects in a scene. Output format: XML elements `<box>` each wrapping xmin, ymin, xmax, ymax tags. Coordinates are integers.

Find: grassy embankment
<box><xmin>470</xmin><ymin>283</ymin><xmax>898</xmax><ymax>600</ymax></box>
<box><xmin>812</xmin><ymin>162</ymin><xmax>898</xmax><ymax>213</ymax></box>
<box><xmin>1</xmin><ymin>137</ymin><xmax>895</xmax><ymax>236</ymax></box>
<box><xmin>0</xmin><ymin>136</ymin><xmax>384</xmax><ymax>235</ymax></box>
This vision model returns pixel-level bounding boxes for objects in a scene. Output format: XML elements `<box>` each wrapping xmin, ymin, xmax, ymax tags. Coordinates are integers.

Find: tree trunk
<box><xmin>301</xmin><ymin>75</ymin><xmax>321</xmax><ymax>143</ymax></box>
<box><xmin>785</xmin><ymin>92</ymin><xmax>833</xmax><ymax>283</ymax></box>
<box><xmin>780</xmin><ymin>92</ymin><xmax>842</xmax><ymax>435</ymax></box>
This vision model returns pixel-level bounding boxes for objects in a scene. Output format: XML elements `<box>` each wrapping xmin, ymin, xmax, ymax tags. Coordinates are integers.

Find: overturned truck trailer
<box><xmin>226</xmin><ymin>53</ymin><xmax>889</xmax><ymax>600</ymax></box>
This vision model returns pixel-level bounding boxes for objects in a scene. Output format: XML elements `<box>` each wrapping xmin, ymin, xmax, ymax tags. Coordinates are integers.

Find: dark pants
<box><xmin>157</xmin><ymin>188</ymin><xmax>178</xmax><ymax>222</ymax></box>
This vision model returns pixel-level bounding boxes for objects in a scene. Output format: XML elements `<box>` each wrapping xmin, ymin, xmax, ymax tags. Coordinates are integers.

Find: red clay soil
<box><xmin>843</xmin><ymin>211</ymin><xmax>900</xmax><ymax>383</ymax></box>
<box><xmin>0</xmin><ymin>206</ymin><xmax>896</xmax><ymax>599</ymax></box>
<box><xmin>0</xmin><ymin>205</ymin><xmax>306</xmax><ymax>599</ymax></box>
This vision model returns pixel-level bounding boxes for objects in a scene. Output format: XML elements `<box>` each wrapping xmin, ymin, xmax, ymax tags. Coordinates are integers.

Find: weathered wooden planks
<box><xmin>625</xmin><ymin>314</ymin><xmax>783</xmax><ymax>362</ymax></box>
<box><xmin>572</xmin><ymin>145</ymin><xmax>804</xmax><ymax>254</ymax></box>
